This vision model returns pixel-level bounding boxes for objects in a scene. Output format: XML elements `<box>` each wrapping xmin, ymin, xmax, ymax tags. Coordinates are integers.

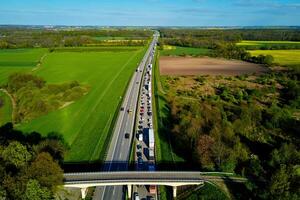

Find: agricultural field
<box><xmin>237</xmin><ymin>40</ymin><xmax>300</xmax><ymax>49</ymax></box>
<box><xmin>249</xmin><ymin>50</ymin><xmax>300</xmax><ymax>66</ymax></box>
<box><xmin>160</xmin><ymin>45</ymin><xmax>210</xmax><ymax>57</ymax></box>
<box><xmin>237</xmin><ymin>40</ymin><xmax>300</xmax><ymax>46</ymax></box>
<box><xmin>159</xmin><ymin>57</ymin><xmax>268</xmax><ymax>76</ymax></box>
<box><xmin>0</xmin><ymin>46</ymin><xmax>146</xmax><ymax>162</ymax></box>
<box><xmin>0</xmin><ymin>48</ymin><xmax>48</xmax><ymax>84</ymax></box>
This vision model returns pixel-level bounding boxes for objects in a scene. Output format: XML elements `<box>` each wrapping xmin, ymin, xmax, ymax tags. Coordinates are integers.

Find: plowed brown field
<box><xmin>160</xmin><ymin>57</ymin><xmax>268</xmax><ymax>75</ymax></box>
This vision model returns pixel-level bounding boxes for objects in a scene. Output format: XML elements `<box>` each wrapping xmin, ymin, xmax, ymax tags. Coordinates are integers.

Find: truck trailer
<box><xmin>148</xmin><ymin>129</ymin><xmax>155</xmax><ymax>148</ymax></box>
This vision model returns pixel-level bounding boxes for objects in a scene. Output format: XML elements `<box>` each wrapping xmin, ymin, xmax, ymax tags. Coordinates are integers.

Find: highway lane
<box><xmin>93</xmin><ymin>34</ymin><xmax>159</xmax><ymax>200</ymax></box>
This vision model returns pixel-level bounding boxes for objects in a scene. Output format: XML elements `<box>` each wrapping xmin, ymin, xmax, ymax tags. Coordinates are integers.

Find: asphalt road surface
<box><xmin>93</xmin><ymin>34</ymin><xmax>159</xmax><ymax>200</ymax></box>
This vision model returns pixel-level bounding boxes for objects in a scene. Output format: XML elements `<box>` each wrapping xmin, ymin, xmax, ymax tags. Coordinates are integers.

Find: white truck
<box><xmin>148</xmin><ymin>129</ymin><xmax>155</xmax><ymax>148</ymax></box>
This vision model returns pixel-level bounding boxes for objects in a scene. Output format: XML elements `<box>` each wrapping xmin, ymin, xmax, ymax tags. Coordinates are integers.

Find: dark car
<box><xmin>120</xmin><ymin>107</ymin><xmax>124</xmax><ymax>111</ymax></box>
<box><xmin>125</xmin><ymin>133</ymin><xmax>130</xmax><ymax>139</ymax></box>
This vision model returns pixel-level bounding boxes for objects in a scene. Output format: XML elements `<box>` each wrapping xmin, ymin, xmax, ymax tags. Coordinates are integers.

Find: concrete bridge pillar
<box><xmin>81</xmin><ymin>187</ymin><xmax>88</xmax><ymax>199</ymax></box>
<box><xmin>173</xmin><ymin>186</ymin><xmax>177</xmax><ymax>198</ymax></box>
<box><xmin>127</xmin><ymin>184</ymin><xmax>132</xmax><ymax>199</ymax></box>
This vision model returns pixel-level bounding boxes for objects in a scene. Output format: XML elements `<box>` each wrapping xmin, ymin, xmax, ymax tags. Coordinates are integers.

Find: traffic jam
<box><xmin>133</xmin><ymin>45</ymin><xmax>156</xmax><ymax>200</ymax></box>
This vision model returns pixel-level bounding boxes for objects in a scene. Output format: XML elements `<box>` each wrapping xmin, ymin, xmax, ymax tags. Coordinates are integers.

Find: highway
<box><xmin>93</xmin><ymin>33</ymin><xmax>159</xmax><ymax>200</ymax></box>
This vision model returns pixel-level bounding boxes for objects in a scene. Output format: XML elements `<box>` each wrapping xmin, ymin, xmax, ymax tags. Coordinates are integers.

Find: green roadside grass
<box><xmin>0</xmin><ymin>90</ymin><xmax>12</xmax><ymax>126</ymax></box>
<box><xmin>178</xmin><ymin>183</ymin><xmax>229</xmax><ymax>200</ymax></box>
<box><xmin>160</xmin><ymin>45</ymin><xmax>211</xmax><ymax>57</ymax></box>
<box><xmin>153</xmin><ymin>50</ymin><xmax>185</xmax><ymax>164</ymax></box>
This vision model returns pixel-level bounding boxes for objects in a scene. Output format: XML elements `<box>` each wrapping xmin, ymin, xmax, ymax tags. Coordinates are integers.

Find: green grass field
<box><xmin>0</xmin><ymin>47</ymin><xmax>146</xmax><ymax>162</ymax></box>
<box><xmin>0</xmin><ymin>48</ymin><xmax>48</xmax><ymax>84</ymax></box>
<box><xmin>0</xmin><ymin>91</ymin><xmax>12</xmax><ymax>126</ymax></box>
<box><xmin>249</xmin><ymin>50</ymin><xmax>300</xmax><ymax>66</ymax></box>
<box><xmin>160</xmin><ymin>45</ymin><xmax>210</xmax><ymax>57</ymax></box>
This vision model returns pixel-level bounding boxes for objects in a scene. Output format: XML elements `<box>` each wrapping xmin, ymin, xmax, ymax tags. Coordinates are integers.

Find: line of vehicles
<box><xmin>133</xmin><ymin>44</ymin><xmax>157</xmax><ymax>200</ymax></box>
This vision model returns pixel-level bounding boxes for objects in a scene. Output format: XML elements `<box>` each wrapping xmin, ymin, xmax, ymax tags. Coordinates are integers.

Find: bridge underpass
<box><xmin>63</xmin><ymin>171</ymin><xmax>247</xmax><ymax>199</ymax></box>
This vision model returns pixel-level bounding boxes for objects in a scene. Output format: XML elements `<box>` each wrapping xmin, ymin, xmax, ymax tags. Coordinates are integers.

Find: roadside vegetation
<box><xmin>155</xmin><ymin>28</ymin><xmax>300</xmax><ymax>199</ymax></box>
<box><xmin>0</xmin><ymin>123</ymin><xmax>66</xmax><ymax>200</ymax></box>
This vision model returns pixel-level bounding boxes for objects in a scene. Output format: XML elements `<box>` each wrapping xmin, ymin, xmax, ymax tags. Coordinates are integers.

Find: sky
<box><xmin>0</xmin><ymin>0</ymin><xmax>299</xmax><ymax>26</ymax></box>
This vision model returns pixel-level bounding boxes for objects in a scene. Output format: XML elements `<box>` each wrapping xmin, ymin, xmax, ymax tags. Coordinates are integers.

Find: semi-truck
<box><xmin>148</xmin><ymin>129</ymin><xmax>155</xmax><ymax>148</ymax></box>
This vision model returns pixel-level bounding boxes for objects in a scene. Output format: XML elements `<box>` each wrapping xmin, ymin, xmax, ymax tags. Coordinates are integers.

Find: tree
<box><xmin>196</xmin><ymin>135</ymin><xmax>215</xmax><ymax>169</ymax></box>
<box><xmin>268</xmin><ymin>165</ymin><xmax>291</xmax><ymax>199</ymax></box>
<box><xmin>27</xmin><ymin>152</ymin><xmax>63</xmax><ymax>192</ymax></box>
<box><xmin>23</xmin><ymin>179</ymin><xmax>51</xmax><ymax>200</ymax></box>
<box><xmin>1</xmin><ymin>141</ymin><xmax>32</xmax><ymax>168</ymax></box>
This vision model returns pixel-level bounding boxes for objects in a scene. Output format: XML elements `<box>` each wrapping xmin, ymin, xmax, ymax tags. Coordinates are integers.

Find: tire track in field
<box><xmin>68</xmin><ymin>50</ymin><xmax>142</xmax><ymax>158</ymax></box>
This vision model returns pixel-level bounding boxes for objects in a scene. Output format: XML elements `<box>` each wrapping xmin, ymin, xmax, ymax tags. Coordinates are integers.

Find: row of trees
<box><xmin>159</xmin><ymin>29</ymin><xmax>300</xmax><ymax>42</ymax></box>
<box><xmin>0</xmin><ymin>123</ymin><xmax>66</xmax><ymax>200</ymax></box>
<box><xmin>211</xmin><ymin>43</ymin><xmax>274</xmax><ymax>65</ymax></box>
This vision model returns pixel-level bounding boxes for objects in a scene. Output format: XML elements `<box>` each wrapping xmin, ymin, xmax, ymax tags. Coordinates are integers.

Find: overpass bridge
<box><xmin>64</xmin><ymin>171</ymin><xmax>247</xmax><ymax>199</ymax></box>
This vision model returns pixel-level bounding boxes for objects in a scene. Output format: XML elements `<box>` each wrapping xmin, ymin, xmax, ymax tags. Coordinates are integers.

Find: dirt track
<box><xmin>160</xmin><ymin>57</ymin><xmax>268</xmax><ymax>76</ymax></box>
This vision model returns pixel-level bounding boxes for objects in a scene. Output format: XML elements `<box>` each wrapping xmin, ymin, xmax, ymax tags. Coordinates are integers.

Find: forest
<box><xmin>0</xmin><ymin>28</ymin><xmax>152</xmax><ymax>48</ymax></box>
<box><xmin>0</xmin><ymin>123</ymin><xmax>66</xmax><ymax>200</ymax></box>
<box><xmin>159</xmin><ymin>29</ymin><xmax>300</xmax><ymax>50</ymax></box>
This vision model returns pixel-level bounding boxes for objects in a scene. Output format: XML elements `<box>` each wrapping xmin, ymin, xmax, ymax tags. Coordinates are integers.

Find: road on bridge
<box><xmin>93</xmin><ymin>34</ymin><xmax>159</xmax><ymax>200</ymax></box>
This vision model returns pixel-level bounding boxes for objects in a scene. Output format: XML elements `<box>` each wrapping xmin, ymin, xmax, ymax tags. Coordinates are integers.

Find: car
<box><xmin>137</xmin><ymin>151</ymin><xmax>142</xmax><ymax>157</ymax></box>
<box><xmin>125</xmin><ymin>133</ymin><xmax>130</xmax><ymax>139</ymax></box>
<box><xmin>136</xmin><ymin>81</ymin><xmax>139</xmax><ymax>84</ymax></box>
<box><xmin>137</xmin><ymin>143</ymin><xmax>142</xmax><ymax>150</ymax></box>
<box><xmin>134</xmin><ymin>193</ymin><xmax>140</xmax><ymax>200</ymax></box>
<box><xmin>138</xmin><ymin>133</ymin><xmax>143</xmax><ymax>141</ymax></box>
<box><xmin>120</xmin><ymin>107</ymin><xmax>124</xmax><ymax>111</ymax></box>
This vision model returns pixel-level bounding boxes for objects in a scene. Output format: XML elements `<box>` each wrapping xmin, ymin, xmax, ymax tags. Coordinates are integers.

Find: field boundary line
<box><xmin>32</xmin><ymin>52</ymin><xmax>48</xmax><ymax>72</ymax></box>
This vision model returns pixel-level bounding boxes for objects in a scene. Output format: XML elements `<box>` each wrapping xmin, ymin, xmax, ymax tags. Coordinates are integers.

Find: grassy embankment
<box><xmin>0</xmin><ymin>90</ymin><xmax>12</xmax><ymax>126</ymax></box>
<box><xmin>0</xmin><ymin>46</ymin><xmax>147</xmax><ymax>162</ymax></box>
